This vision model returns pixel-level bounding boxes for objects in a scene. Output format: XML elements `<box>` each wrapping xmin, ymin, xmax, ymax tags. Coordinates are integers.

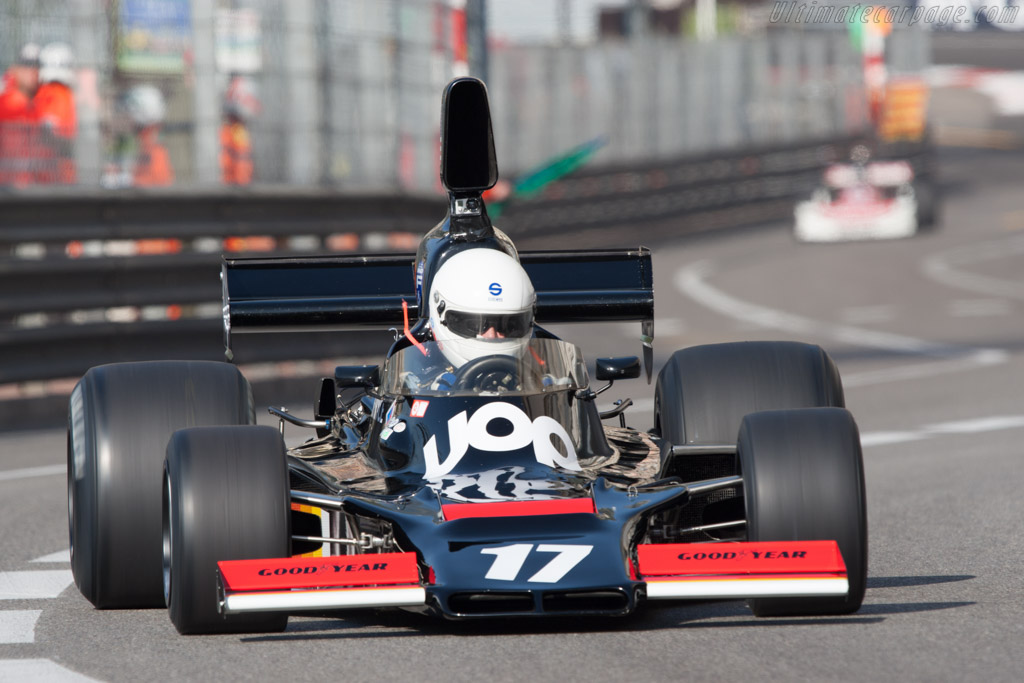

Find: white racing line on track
<box><xmin>0</xmin><ymin>571</ymin><xmax>74</xmax><ymax>601</ymax></box>
<box><xmin>625</xmin><ymin>396</ymin><xmax>1024</xmax><ymax>449</ymax></box>
<box><xmin>858</xmin><ymin>414</ymin><xmax>1024</xmax><ymax>448</ymax></box>
<box><xmin>653</xmin><ymin>259</ymin><xmax>1024</xmax><ymax>450</ymax></box>
<box><xmin>0</xmin><ymin>552</ymin><xmax>87</xmax><ymax>681</ymax></box>
<box><xmin>0</xmin><ymin>660</ymin><xmax>98</xmax><ymax>682</ymax></box>
<box><xmin>674</xmin><ymin>260</ymin><xmax>1009</xmax><ymax>388</ymax></box>
<box><xmin>0</xmin><ymin>464</ymin><xmax>66</xmax><ymax>482</ymax></box>
<box><xmin>922</xmin><ymin>233</ymin><xmax>1024</xmax><ymax>301</ymax></box>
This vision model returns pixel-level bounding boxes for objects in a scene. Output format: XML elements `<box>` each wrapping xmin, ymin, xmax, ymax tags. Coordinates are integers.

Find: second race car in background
<box><xmin>795</xmin><ymin>145</ymin><xmax>938</xmax><ymax>242</ymax></box>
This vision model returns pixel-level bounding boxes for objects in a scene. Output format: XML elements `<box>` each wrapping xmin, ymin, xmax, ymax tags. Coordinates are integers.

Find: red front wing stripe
<box><xmin>218</xmin><ymin>552</ymin><xmax>420</xmax><ymax>592</ymax></box>
<box><xmin>442</xmin><ymin>498</ymin><xmax>596</xmax><ymax>520</ymax></box>
<box><xmin>638</xmin><ymin>541</ymin><xmax>849</xmax><ymax>600</ymax></box>
<box><xmin>638</xmin><ymin>541</ymin><xmax>846</xmax><ymax>576</ymax></box>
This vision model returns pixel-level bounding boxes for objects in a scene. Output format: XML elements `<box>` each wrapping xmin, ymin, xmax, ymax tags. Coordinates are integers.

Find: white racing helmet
<box><xmin>38</xmin><ymin>42</ymin><xmax>74</xmax><ymax>86</ymax></box>
<box><xmin>123</xmin><ymin>84</ymin><xmax>166</xmax><ymax>128</ymax></box>
<box><xmin>429</xmin><ymin>249</ymin><xmax>535</xmax><ymax>368</ymax></box>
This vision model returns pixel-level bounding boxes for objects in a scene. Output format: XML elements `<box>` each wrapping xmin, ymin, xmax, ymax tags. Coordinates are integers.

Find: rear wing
<box><xmin>222</xmin><ymin>248</ymin><xmax>654</xmax><ymax>376</ymax></box>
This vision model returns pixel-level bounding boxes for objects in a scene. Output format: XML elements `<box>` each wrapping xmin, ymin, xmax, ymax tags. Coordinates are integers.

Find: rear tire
<box><xmin>164</xmin><ymin>425</ymin><xmax>290</xmax><ymax>634</ymax></box>
<box><xmin>739</xmin><ymin>408</ymin><xmax>867</xmax><ymax>616</ymax></box>
<box><xmin>914</xmin><ymin>179</ymin><xmax>938</xmax><ymax>229</ymax></box>
<box><xmin>654</xmin><ymin>341</ymin><xmax>844</xmax><ymax>487</ymax></box>
<box><xmin>654</xmin><ymin>341</ymin><xmax>844</xmax><ymax>446</ymax></box>
<box><xmin>67</xmin><ymin>361</ymin><xmax>254</xmax><ymax>608</ymax></box>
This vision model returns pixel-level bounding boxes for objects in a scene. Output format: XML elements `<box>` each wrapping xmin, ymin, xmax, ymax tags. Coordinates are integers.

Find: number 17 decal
<box><xmin>480</xmin><ymin>544</ymin><xmax>593</xmax><ymax>583</ymax></box>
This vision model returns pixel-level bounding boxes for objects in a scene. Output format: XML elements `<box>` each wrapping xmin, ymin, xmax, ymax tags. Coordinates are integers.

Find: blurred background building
<box><xmin>0</xmin><ymin>0</ymin><xmax>944</xmax><ymax>194</ymax></box>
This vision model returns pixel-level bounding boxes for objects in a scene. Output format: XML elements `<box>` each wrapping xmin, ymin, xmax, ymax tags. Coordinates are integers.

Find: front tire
<box><xmin>67</xmin><ymin>361</ymin><xmax>255</xmax><ymax>608</ymax></box>
<box><xmin>164</xmin><ymin>425</ymin><xmax>290</xmax><ymax>634</ymax></box>
<box><xmin>739</xmin><ymin>408</ymin><xmax>867</xmax><ymax>616</ymax></box>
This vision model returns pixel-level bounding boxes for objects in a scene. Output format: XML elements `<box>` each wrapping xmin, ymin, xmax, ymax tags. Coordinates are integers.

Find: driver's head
<box><xmin>428</xmin><ymin>249</ymin><xmax>535</xmax><ymax>368</ymax></box>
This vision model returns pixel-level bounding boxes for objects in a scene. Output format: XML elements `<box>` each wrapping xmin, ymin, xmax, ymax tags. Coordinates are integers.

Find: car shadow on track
<box><xmin>242</xmin><ymin>611</ymin><xmax>656</xmax><ymax>642</ymax></box>
<box><xmin>239</xmin><ymin>577</ymin><xmax>980</xmax><ymax>642</ymax></box>
<box><xmin>240</xmin><ymin>599</ymin><xmax>899</xmax><ymax>643</ymax></box>
<box><xmin>239</xmin><ymin>576</ymin><xmax>977</xmax><ymax>641</ymax></box>
<box><xmin>855</xmin><ymin>601</ymin><xmax>975</xmax><ymax>616</ymax></box>
<box><xmin>867</xmin><ymin>574</ymin><xmax>974</xmax><ymax>589</ymax></box>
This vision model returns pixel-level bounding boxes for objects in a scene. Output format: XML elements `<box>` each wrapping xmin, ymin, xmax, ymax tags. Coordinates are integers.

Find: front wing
<box><xmin>217</xmin><ymin>541</ymin><xmax>847</xmax><ymax>617</ymax></box>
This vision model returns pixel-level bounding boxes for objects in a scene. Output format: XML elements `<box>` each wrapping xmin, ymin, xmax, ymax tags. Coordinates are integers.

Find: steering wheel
<box><xmin>452</xmin><ymin>354</ymin><xmax>521</xmax><ymax>392</ymax></box>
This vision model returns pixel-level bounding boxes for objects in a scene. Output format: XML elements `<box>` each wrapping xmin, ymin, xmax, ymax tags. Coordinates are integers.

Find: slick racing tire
<box><xmin>654</xmin><ymin>341</ymin><xmax>844</xmax><ymax>447</ymax></box>
<box><xmin>739</xmin><ymin>408</ymin><xmax>867</xmax><ymax>616</ymax></box>
<box><xmin>164</xmin><ymin>426</ymin><xmax>290</xmax><ymax>635</ymax></box>
<box><xmin>67</xmin><ymin>361</ymin><xmax>255</xmax><ymax>609</ymax></box>
<box><xmin>914</xmin><ymin>179</ymin><xmax>939</xmax><ymax>230</ymax></box>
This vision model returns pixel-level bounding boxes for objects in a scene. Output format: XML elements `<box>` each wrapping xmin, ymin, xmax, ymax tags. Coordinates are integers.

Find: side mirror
<box><xmin>440</xmin><ymin>77</ymin><xmax>498</xmax><ymax>194</ymax></box>
<box><xmin>595</xmin><ymin>357</ymin><xmax>641</xmax><ymax>382</ymax></box>
<box><xmin>315</xmin><ymin>377</ymin><xmax>335</xmax><ymax>421</ymax></box>
<box><xmin>335</xmin><ymin>365</ymin><xmax>380</xmax><ymax>390</ymax></box>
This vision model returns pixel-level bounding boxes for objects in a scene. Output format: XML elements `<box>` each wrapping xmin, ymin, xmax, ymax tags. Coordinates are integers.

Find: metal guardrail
<box><xmin>0</xmin><ymin>191</ymin><xmax>442</xmax><ymax>385</ymax></box>
<box><xmin>0</xmin><ymin>136</ymin><xmax>934</xmax><ymax>397</ymax></box>
<box><xmin>498</xmin><ymin>136</ymin><xmax>936</xmax><ymax>239</ymax></box>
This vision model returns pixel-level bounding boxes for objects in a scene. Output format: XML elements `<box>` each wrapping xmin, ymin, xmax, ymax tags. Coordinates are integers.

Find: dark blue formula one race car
<box><xmin>67</xmin><ymin>79</ymin><xmax>866</xmax><ymax>634</ymax></box>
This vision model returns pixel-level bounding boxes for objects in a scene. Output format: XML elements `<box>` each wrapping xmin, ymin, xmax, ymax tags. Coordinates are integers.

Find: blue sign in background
<box><xmin>118</xmin><ymin>0</ymin><xmax>192</xmax><ymax>74</ymax></box>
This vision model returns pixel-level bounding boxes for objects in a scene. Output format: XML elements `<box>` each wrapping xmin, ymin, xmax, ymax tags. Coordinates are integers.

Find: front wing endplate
<box><xmin>217</xmin><ymin>552</ymin><xmax>425</xmax><ymax>614</ymax></box>
<box><xmin>638</xmin><ymin>541</ymin><xmax>848</xmax><ymax>600</ymax></box>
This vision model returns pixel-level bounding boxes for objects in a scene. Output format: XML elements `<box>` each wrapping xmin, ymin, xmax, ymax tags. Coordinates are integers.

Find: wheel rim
<box><xmin>66</xmin><ymin>468</ymin><xmax>74</xmax><ymax>563</ymax></box>
<box><xmin>162</xmin><ymin>471</ymin><xmax>173</xmax><ymax>605</ymax></box>
<box><xmin>66</xmin><ymin>431</ymin><xmax>74</xmax><ymax>565</ymax></box>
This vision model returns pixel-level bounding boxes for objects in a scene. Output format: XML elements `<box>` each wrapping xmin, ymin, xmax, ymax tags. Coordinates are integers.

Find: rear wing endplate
<box><xmin>222</xmin><ymin>248</ymin><xmax>654</xmax><ymax>376</ymax></box>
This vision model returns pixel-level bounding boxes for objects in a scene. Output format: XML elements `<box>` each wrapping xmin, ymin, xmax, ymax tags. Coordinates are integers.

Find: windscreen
<box><xmin>381</xmin><ymin>338</ymin><xmax>589</xmax><ymax>397</ymax></box>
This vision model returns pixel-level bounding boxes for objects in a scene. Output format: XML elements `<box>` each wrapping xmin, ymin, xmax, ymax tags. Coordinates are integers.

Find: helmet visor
<box><xmin>442</xmin><ymin>310</ymin><xmax>533</xmax><ymax>339</ymax></box>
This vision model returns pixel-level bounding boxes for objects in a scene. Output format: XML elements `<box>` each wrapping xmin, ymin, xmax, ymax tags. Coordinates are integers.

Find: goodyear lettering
<box><xmin>749</xmin><ymin>550</ymin><xmax>807</xmax><ymax>559</ymax></box>
<box><xmin>677</xmin><ymin>551</ymin><xmax>738</xmax><ymax>561</ymax></box>
<box><xmin>676</xmin><ymin>550</ymin><xmax>808</xmax><ymax>561</ymax></box>
<box><xmin>256</xmin><ymin>562</ymin><xmax>389</xmax><ymax>577</ymax></box>
<box><xmin>258</xmin><ymin>567</ymin><xmax>320</xmax><ymax>576</ymax></box>
<box><xmin>335</xmin><ymin>563</ymin><xmax>388</xmax><ymax>573</ymax></box>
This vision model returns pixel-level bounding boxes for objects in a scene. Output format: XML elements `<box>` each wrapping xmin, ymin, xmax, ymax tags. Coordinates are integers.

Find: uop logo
<box><xmin>424</xmin><ymin>402</ymin><xmax>580</xmax><ymax>479</ymax></box>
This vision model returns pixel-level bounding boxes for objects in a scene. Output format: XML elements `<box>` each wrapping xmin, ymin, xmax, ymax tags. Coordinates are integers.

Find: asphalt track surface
<box><xmin>2</xmin><ymin>144</ymin><xmax>1023</xmax><ymax>681</ymax></box>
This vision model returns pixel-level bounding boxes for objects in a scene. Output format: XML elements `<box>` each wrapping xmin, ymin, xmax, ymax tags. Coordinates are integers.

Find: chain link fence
<box><xmin>489</xmin><ymin>33</ymin><xmax>879</xmax><ymax>174</ymax></box>
<box><xmin>1</xmin><ymin>0</ymin><xmax>929</xmax><ymax>193</ymax></box>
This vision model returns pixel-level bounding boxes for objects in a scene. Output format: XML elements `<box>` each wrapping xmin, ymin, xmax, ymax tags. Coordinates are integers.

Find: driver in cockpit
<box><xmin>420</xmin><ymin>249</ymin><xmax>536</xmax><ymax>392</ymax></box>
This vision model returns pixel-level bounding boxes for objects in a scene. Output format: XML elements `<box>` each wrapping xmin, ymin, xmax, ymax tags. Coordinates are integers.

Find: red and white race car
<box><xmin>795</xmin><ymin>156</ymin><xmax>934</xmax><ymax>242</ymax></box>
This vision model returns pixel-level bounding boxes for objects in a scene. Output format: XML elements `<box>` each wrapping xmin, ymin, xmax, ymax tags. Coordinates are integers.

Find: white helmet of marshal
<box><xmin>429</xmin><ymin>249</ymin><xmax>536</xmax><ymax>368</ymax></box>
<box><xmin>123</xmin><ymin>84</ymin><xmax>166</xmax><ymax>128</ymax></box>
<box><xmin>38</xmin><ymin>42</ymin><xmax>74</xmax><ymax>86</ymax></box>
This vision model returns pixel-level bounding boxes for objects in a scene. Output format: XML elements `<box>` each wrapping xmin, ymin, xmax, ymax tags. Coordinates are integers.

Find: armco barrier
<box><xmin>497</xmin><ymin>136</ymin><xmax>935</xmax><ymax>240</ymax></box>
<box><xmin>0</xmin><ymin>191</ymin><xmax>442</xmax><ymax>387</ymax></box>
<box><xmin>0</xmin><ymin>137</ymin><xmax>934</xmax><ymax>428</ymax></box>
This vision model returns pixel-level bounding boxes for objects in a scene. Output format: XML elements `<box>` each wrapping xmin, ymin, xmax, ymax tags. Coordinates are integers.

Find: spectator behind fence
<box><xmin>124</xmin><ymin>84</ymin><xmax>173</xmax><ymax>187</ymax></box>
<box><xmin>32</xmin><ymin>42</ymin><xmax>77</xmax><ymax>184</ymax></box>
<box><xmin>0</xmin><ymin>43</ymin><xmax>40</xmax><ymax>186</ymax></box>
<box><xmin>220</xmin><ymin>75</ymin><xmax>258</xmax><ymax>185</ymax></box>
